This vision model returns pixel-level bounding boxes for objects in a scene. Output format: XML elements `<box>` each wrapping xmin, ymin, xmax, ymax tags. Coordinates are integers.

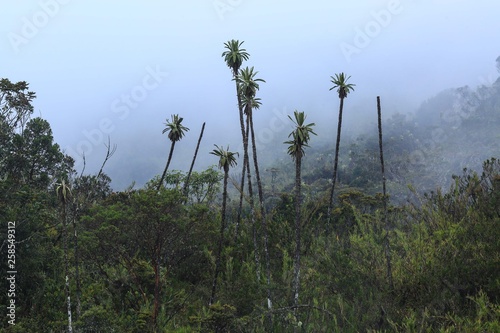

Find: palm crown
<box><xmin>284</xmin><ymin>110</ymin><xmax>317</xmax><ymax>159</ymax></box>
<box><xmin>56</xmin><ymin>179</ymin><xmax>72</xmax><ymax>205</ymax></box>
<box><xmin>210</xmin><ymin>145</ymin><xmax>239</xmax><ymax>173</ymax></box>
<box><xmin>330</xmin><ymin>72</ymin><xmax>356</xmax><ymax>99</ymax></box>
<box><xmin>236</xmin><ymin>66</ymin><xmax>265</xmax><ymax>114</ymax></box>
<box><xmin>222</xmin><ymin>40</ymin><xmax>250</xmax><ymax>75</ymax></box>
<box><xmin>237</xmin><ymin>67</ymin><xmax>265</xmax><ymax>97</ymax></box>
<box><xmin>162</xmin><ymin>114</ymin><xmax>189</xmax><ymax>142</ymax></box>
<box><xmin>241</xmin><ymin>95</ymin><xmax>262</xmax><ymax>114</ymax></box>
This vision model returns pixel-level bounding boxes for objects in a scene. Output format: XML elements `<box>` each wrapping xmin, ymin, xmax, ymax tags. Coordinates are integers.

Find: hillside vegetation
<box><xmin>1</xmin><ymin>54</ymin><xmax>499</xmax><ymax>332</ymax></box>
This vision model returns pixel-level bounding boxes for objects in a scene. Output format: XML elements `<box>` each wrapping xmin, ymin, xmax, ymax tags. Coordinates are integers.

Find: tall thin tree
<box><xmin>183</xmin><ymin>122</ymin><xmax>206</xmax><ymax>198</ymax></box>
<box><xmin>377</xmin><ymin>96</ymin><xmax>394</xmax><ymax>289</ymax></box>
<box><xmin>222</xmin><ymin>40</ymin><xmax>250</xmax><ymax>227</ymax></box>
<box><xmin>56</xmin><ymin>179</ymin><xmax>73</xmax><ymax>333</ymax></box>
<box><xmin>157</xmin><ymin>114</ymin><xmax>189</xmax><ymax>191</ymax></box>
<box><xmin>209</xmin><ymin>145</ymin><xmax>238</xmax><ymax>305</ymax></box>
<box><xmin>327</xmin><ymin>73</ymin><xmax>355</xmax><ymax>228</ymax></box>
<box><xmin>243</xmin><ymin>108</ymin><xmax>261</xmax><ymax>282</ymax></box>
<box><xmin>284</xmin><ymin>110</ymin><xmax>316</xmax><ymax>310</ymax></box>
<box><xmin>238</xmin><ymin>67</ymin><xmax>273</xmax><ymax>309</ymax></box>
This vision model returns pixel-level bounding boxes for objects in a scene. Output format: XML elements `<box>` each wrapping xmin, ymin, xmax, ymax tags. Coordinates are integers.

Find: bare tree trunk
<box><xmin>327</xmin><ymin>97</ymin><xmax>345</xmax><ymax>230</ymax></box>
<box><xmin>62</xmin><ymin>204</ymin><xmax>73</xmax><ymax>333</ymax></box>
<box><xmin>183</xmin><ymin>122</ymin><xmax>206</xmax><ymax>198</ymax></box>
<box><xmin>377</xmin><ymin>96</ymin><xmax>394</xmax><ymax>289</ymax></box>
<box><xmin>97</xmin><ymin>136</ymin><xmax>116</xmax><ymax>178</ymax></box>
<box><xmin>234</xmin><ymin>72</ymin><xmax>247</xmax><ymax>231</ymax></box>
<box><xmin>157</xmin><ymin>141</ymin><xmax>176</xmax><ymax>191</ymax></box>
<box><xmin>234</xmin><ymin>158</ymin><xmax>246</xmax><ymax>238</ymax></box>
<box><xmin>249</xmin><ymin>112</ymin><xmax>272</xmax><ymax>311</ymax></box>
<box><xmin>210</xmin><ymin>168</ymin><xmax>229</xmax><ymax>305</ymax></box>
<box><xmin>66</xmin><ymin>276</ymin><xmax>73</xmax><ymax>333</ymax></box>
<box><xmin>244</xmin><ymin>115</ymin><xmax>260</xmax><ymax>282</ymax></box>
<box><xmin>292</xmin><ymin>155</ymin><xmax>302</xmax><ymax>310</ymax></box>
<box><xmin>72</xmin><ymin>218</ymin><xmax>81</xmax><ymax>323</ymax></box>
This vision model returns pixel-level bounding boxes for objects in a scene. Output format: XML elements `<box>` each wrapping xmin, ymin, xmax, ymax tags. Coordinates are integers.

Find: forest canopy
<box><xmin>1</xmin><ymin>52</ymin><xmax>499</xmax><ymax>332</ymax></box>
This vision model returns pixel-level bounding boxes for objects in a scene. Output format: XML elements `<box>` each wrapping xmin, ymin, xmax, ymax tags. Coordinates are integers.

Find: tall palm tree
<box><xmin>284</xmin><ymin>110</ymin><xmax>316</xmax><ymax>310</ymax></box>
<box><xmin>157</xmin><ymin>114</ymin><xmax>189</xmax><ymax>191</ymax></box>
<box><xmin>377</xmin><ymin>96</ymin><xmax>393</xmax><ymax>289</ymax></box>
<box><xmin>56</xmin><ymin>179</ymin><xmax>73</xmax><ymax>333</ymax></box>
<box><xmin>327</xmin><ymin>73</ymin><xmax>355</xmax><ymax>227</ymax></box>
<box><xmin>239</xmin><ymin>68</ymin><xmax>273</xmax><ymax>310</ymax></box>
<box><xmin>242</xmin><ymin>111</ymin><xmax>261</xmax><ymax>282</ymax></box>
<box><xmin>222</xmin><ymin>39</ymin><xmax>250</xmax><ymax>226</ymax></box>
<box><xmin>209</xmin><ymin>145</ymin><xmax>238</xmax><ymax>305</ymax></box>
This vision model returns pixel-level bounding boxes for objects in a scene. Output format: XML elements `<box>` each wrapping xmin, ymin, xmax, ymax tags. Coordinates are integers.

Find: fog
<box><xmin>2</xmin><ymin>0</ymin><xmax>499</xmax><ymax>189</ymax></box>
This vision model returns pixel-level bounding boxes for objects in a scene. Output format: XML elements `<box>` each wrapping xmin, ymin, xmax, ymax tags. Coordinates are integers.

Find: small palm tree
<box><xmin>209</xmin><ymin>145</ymin><xmax>238</xmax><ymax>305</ymax></box>
<box><xmin>284</xmin><ymin>110</ymin><xmax>316</xmax><ymax>310</ymax></box>
<box><xmin>157</xmin><ymin>114</ymin><xmax>189</xmax><ymax>191</ymax></box>
<box><xmin>56</xmin><ymin>179</ymin><xmax>73</xmax><ymax>333</ymax></box>
<box><xmin>327</xmin><ymin>73</ymin><xmax>355</xmax><ymax>226</ymax></box>
<box><xmin>222</xmin><ymin>40</ymin><xmax>250</xmax><ymax>226</ymax></box>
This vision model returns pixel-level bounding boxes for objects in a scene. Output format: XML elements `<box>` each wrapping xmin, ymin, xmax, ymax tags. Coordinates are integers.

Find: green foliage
<box><xmin>163</xmin><ymin>114</ymin><xmax>190</xmax><ymax>143</ymax></box>
<box><xmin>2</xmin><ymin>76</ymin><xmax>500</xmax><ymax>332</ymax></box>
<box><xmin>210</xmin><ymin>145</ymin><xmax>238</xmax><ymax>174</ymax></box>
<box><xmin>148</xmin><ymin>168</ymin><xmax>222</xmax><ymax>204</ymax></box>
<box><xmin>222</xmin><ymin>40</ymin><xmax>250</xmax><ymax>75</ymax></box>
<box><xmin>0</xmin><ymin>78</ymin><xmax>36</xmax><ymax>130</ymax></box>
<box><xmin>329</xmin><ymin>72</ymin><xmax>355</xmax><ymax>99</ymax></box>
<box><xmin>190</xmin><ymin>303</ymin><xmax>241</xmax><ymax>333</ymax></box>
<box><xmin>284</xmin><ymin>110</ymin><xmax>317</xmax><ymax>159</ymax></box>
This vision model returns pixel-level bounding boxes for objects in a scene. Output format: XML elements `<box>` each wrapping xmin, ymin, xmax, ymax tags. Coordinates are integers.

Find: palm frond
<box><xmin>162</xmin><ymin>114</ymin><xmax>190</xmax><ymax>142</ymax></box>
<box><xmin>330</xmin><ymin>72</ymin><xmax>356</xmax><ymax>99</ymax></box>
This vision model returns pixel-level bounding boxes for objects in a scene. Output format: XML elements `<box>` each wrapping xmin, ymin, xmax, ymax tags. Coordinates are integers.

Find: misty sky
<box><xmin>2</xmin><ymin>0</ymin><xmax>499</xmax><ymax>189</ymax></box>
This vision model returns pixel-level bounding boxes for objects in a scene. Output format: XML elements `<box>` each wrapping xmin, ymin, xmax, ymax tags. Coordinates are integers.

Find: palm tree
<box><xmin>209</xmin><ymin>145</ymin><xmax>238</xmax><ymax>305</ymax></box>
<box><xmin>284</xmin><ymin>110</ymin><xmax>316</xmax><ymax>310</ymax></box>
<box><xmin>222</xmin><ymin>39</ymin><xmax>250</xmax><ymax>226</ymax></box>
<box><xmin>238</xmin><ymin>67</ymin><xmax>273</xmax><ymax>300</ymax></box>
<box><xmin>157</xmin><ymin>114</ymin><xmax>189</xmax><ymax>191</ymax></box>
<box><xmin>377</xmin><ymin>96</ymin><xmax>393</xmax><ymax>289</ymax></box>
<box><xmin>56</xmin><ymin>179</ymin><xmax>73</xmax><ymax>333</ymax></box>
<box><xmin>327</xmin><ymin>73</ymin><xmax>355</xmax><ymax>228</ymax></box>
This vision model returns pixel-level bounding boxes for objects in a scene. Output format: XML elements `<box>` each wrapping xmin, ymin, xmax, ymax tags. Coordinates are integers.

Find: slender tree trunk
<box><xmin>292</xmin><ymin>154</ymin><xmax>302</xmax><ymax>310</ymax></box>
<box><xmin>244</xmin><ymin>114</ymin><xmax>260</xmax><ymax>281</ymax></box>
<box><xmin>377</xmin><ymin>96</ymin><xmax>394</xmax><ymax>289</ymax></box>
<box><xmin>157</xmin><ymin>141</ymin><xmax>176</xmax><ymax>191</ymax></box>
<box><xmin>183</xmin><ymin>122</ymin><xmax>206</xmax><ymax>198</ymax></box>
<box><xmin>62</xmin><ymin>204</ymin><xmax>73</xmax><ymax>333</ymax></box>
<box><xmin>72</xmin><ymin>217</ymin><xmax>81</xmax><ymax>323</ymax></box>
<box><xmin>210</xmin><ymin>168</ymin><xmax>229</xmax><ymax>305</ymax></box>
<box><xmin>249</xmin><ymin>111</ymin><xmax>272</xmax><ymax>310</ymax></box>
<box><xmin>235</xmin><ymin>156</ymin><xmax>246</xmax><ymax>238</ymax></box>
<box><xmin>327</xmin><ymin>97</ymin><xmax>345</xmax><ymax>230</ymax></box>
<box><xmin>235</xmin><ymin>78</ymin><xmax>247</xmax><ymax>232</ymax></box>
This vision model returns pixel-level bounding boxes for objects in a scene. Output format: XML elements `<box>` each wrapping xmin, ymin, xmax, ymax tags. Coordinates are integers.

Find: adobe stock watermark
<box><xmin>65</xmin><ymin>65</ymin><xmax>168</xmax><ymax>160</ymax></box>
<box><xmin>340</xmin><ymin>0</ymin><xmax>403</xmax><ymax>63</ymax></box>
<box><xmin>8</xmin><ymin>0</ymin><xmax>71</xmax><ymax>54</ymax></box>
<box><xmin>213</xmin><ymin>0</ymin><xmax>244</xmax><ymax>20</ymax></box>
<box><xmin>6</xmin><ymin>221</ymin><xmax>17</xmax><ymax>326</ymax></box>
